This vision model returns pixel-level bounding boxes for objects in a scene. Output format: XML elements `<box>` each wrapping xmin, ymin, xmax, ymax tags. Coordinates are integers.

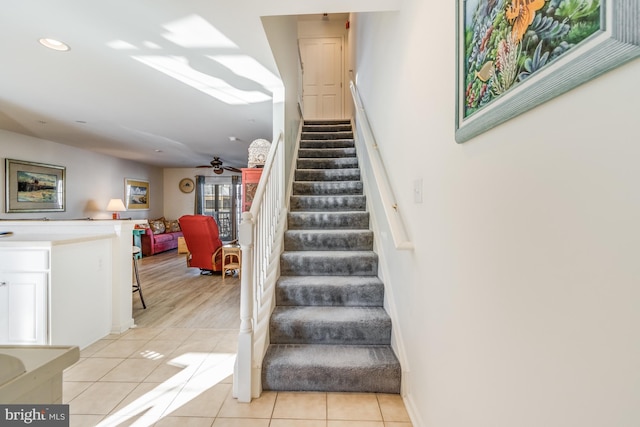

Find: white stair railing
<box><xmin>233</xmin><ymin>131</ymin><xmax>287</xmax><ymax>402</ymax></box>
<box><xmin>349</xmin><ymin>79</ymin><xmax>414</xmax><ymax>251</ymax></box>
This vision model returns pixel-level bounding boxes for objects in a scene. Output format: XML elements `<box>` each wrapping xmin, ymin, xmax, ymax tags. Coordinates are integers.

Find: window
<box><xmin>195</xmin><ymin>175</ymin><xmax>241</xmax><ymax>241</ymax></box>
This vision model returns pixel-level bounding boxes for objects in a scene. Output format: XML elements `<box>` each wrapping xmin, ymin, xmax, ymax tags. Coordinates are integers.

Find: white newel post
<box><xmin>234</xmin><ymin>211</ymin><xmax>255</xmax><ymax>402</ymax></box>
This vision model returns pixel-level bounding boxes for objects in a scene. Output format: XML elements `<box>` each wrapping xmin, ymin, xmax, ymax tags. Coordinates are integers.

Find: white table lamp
<box><xmin>107</xmin><ymin>198</ymin><xmax>126</xmax><ymax>219</ymax></box>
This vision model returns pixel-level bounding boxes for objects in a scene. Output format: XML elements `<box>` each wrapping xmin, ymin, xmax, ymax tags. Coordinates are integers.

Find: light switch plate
<box><xmin>413</xmin><ymin>178</ymin><xmax>423</xmax><ymax>204</ymax></box>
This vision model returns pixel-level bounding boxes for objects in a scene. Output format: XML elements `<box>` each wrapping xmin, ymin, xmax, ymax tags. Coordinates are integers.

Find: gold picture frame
<box><xmin>125</xmin><ymin>178</ymin><xmax>149</xmax><ymax>210</ymax></box>
<box><xmin>5</xmin><ymin>158</ymin><xmax>66</xmax><ymax>213</ymax></box>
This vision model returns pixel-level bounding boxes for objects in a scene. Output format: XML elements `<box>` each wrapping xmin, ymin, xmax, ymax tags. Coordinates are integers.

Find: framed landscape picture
<box><xmin>5</xmin><ymin>158</ymin><xmax>66</xmax><ymax>213</ymax></box>
<box><xmin>455</xmin><ymin>0</ymin><xmax>640</xmax><ymax>143</ymax></box>
<box><xmin>125</xmin><ymin>178</ymin><xmax>149</xmax><ymax>210</ymax></box>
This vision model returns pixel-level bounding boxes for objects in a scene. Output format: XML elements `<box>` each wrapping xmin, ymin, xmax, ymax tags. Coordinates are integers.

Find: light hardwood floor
<box><xmin>132</xmin><ymin>250</ymin><xmax>241</xmax><ymax>330</ymax></box>
<box><xmin>64</xmin><ymin>249</ymin><xmax>412</xmax><ymax>427</ymax></box>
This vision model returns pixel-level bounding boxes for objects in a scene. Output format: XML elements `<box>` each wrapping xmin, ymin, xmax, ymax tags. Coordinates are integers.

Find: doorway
<box><xmin>196</xmin><ymin>175</ymin><xmax>241</xmax><ymax>242</ymax></box>
<box><xmin>299</xmin><ymin>37</ymin><xmax>344</xmax><ymax>119</ymax></box>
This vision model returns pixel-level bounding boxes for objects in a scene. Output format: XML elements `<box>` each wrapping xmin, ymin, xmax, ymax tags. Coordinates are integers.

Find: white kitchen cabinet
<box><xmin>0</xmin><ymin>236</ymin><xmax>112</xmax><ymax>349</ymax></box>
<box><xmin>0</xmin><ymin>249</ymin><xmax>49</xmax><ymax>345</ymax></box>
<box><xmin>0</xmin><ymin>272</ymin><xmax>48</xmax><ymax>345</ymax></box>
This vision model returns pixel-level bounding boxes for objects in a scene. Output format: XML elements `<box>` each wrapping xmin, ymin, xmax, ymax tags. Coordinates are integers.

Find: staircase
<box><xmin>261</xmin><ymin>119</ymin><xmax>401</xmax><ymax>393</ymax></box>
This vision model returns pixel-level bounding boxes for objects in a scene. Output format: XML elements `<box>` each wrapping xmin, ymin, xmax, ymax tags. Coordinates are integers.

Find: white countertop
<box><xmin>0</xmin><ymin>346</ymin><xmax>79</xmax><ymax>403</ymax></box>
<box><xmin>0</xmin><ymin>233</ymin><xmax>115</xmax><ymax>246</ymax></box>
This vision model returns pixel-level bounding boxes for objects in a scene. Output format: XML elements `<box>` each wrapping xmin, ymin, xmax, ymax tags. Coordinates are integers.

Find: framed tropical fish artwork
<box><xmin>455</xmin><ymin>0</ymin><xmax>640</xmax><ymax>143</ymax></box>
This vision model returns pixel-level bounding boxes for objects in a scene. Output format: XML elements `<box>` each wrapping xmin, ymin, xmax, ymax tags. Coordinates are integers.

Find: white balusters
<box><xmin>234</xmin><ymin>132</ymin><xmax>286</xmax><ymax>402</ymax></box>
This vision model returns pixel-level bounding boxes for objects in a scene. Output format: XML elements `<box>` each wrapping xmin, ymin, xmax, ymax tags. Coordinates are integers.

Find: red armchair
<box><xmin>178</xmin><ymin>215</ymin><xmax>224</xmax><ymax>274</ymax></box>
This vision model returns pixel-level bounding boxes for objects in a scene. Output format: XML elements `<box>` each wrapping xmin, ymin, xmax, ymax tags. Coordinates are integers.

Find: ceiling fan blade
<box><xmin>198</xmin><ymin>155</ymin><xmax>244</xmax><ymax>173</ymax></box>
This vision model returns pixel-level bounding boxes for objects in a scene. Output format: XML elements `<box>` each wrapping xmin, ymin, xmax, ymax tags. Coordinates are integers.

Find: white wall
<box><xmin>162</xmin><ymin>168</ymin><xmax>242</xmax><ymax>221</ymax></box>
<box><xmin>352</xmin><ymin>3</ymin><xmax>640</xmax><ymax>427</ymax></box>
<box><xmin>0</xmin><ymin>130</ymin><xmax>164</xmax><ymax>220</ymax></box>
<box><xmin>163</xmin><ymin>168</ymin><xmax>201</xmax><ymax>220</ymax></box>
<box><xmin>262</xmin><ymin>15</ymin><xmax>303</xmax><ymax>186</ymax></box>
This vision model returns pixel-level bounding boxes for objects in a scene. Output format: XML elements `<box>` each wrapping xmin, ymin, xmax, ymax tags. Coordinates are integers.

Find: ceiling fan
<box><xmin>197</xmin><ymin>156</ymin><xmax>243</xmax><ymax>174</ymax></box>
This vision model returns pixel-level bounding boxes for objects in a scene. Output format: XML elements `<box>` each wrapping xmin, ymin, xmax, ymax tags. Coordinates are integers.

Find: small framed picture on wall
<box><xmin>125</xmin><ymin>178</ymin><xmax>149</xmax><ymax>210</ymax></box>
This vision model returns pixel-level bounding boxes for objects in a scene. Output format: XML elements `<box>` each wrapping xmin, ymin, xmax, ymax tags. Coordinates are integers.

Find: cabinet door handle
<box><xmin>0</xmin><ymin>282</ymin><xmax>6</xmax><ymax>286</ymax></box>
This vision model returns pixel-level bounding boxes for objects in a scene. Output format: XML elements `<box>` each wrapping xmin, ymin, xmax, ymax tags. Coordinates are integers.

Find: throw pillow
<box><xmin>149</xmin><ymin>218</ymin><xmax>166</xmax><ymax>234</ymax></box>
<box><xmin>164</xmin><ymin>219</ymin><xmax>181</xmax><ymax>233</ymax></box>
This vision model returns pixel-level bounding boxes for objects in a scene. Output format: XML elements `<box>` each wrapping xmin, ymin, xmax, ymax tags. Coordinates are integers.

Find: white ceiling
<box><xmin>0</xmin><ymin>0</ymin><xmax>384</xmax><ymax>172</ymax></box>
<box><xmin>0</xmin><ymin>1</ymin><xmax>398</xmax><ymax>169</ymax></box>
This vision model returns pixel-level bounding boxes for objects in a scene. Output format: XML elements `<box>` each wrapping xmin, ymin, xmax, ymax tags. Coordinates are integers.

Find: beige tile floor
<box><xmin>64</xmin><ymin>326</ymin><xmax>413</xmax><ymax>427</ymax></box>
<box><xmin>65</xmin><ymin>251</ymin><xmax>411</xmax><ymax>426</ymax></box>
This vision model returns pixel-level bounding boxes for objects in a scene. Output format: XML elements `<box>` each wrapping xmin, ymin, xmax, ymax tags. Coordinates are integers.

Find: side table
<box><xmin>221</xmin><ymin>244</ymin><xmax>241</xmax><ymax>281</ymax></box>
<box><xmin>132</xmin><ymin>228</ymin><xmax>146</xmax><ymax>259</ymax></box>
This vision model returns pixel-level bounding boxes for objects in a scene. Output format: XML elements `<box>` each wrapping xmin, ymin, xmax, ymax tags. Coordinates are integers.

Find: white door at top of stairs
<box><xmin>300</xmin><ymin>37</ymin><xmax>344</xmax><ymax>120</ymax></box>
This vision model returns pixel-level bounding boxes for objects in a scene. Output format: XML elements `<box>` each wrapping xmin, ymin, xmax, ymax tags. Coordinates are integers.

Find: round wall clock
<box><xmin>179</xmin><ymin>178</ymin><xmax>195</xmax><ymax>193</ymax></box>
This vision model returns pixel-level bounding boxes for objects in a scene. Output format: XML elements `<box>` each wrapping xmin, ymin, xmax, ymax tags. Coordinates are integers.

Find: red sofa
<box><xmin>140</xmin><ymin>218</ymin><xmax>184</xmax><ymax>256</ymax></box>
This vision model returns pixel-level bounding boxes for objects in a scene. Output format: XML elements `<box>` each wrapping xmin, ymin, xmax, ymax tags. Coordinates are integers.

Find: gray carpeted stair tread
<box><xmin>298</xmin><ymin>148</ymin><xmax>356</xmax><ymax>158</ymax></box>
<box><xmin>297</xmin><ymin>158</ymin><xmax>359</xmax><ymax>169</ymax></box>
<box><xmin>290</xmin><ymin>195</ymin><xmax>366</xmax><ymax>212</ymax></box>
<box><xmin>281</xmin><ymin>251</ymin><xmax>378</xmax><ymax>276</ymax></box>
<box><xmin>301</xmin><ymin>131</ymin><xmax>354</xmax><ymax>140</ymax></box>
<box><xmin>295</xmin><ymin>168</ymin><xmax>361</xmax><ymax>182</ymax></box>
<box><xmin>270</xmin><ymin>306</ymin><xmax>391</xmax><ymax>345</ymax></box>
<box><xmin>303</xmin><ymin>124</ymin><xmax>352</xmax><ymax>132</ymax></box>
<box><xmin>285</xmin><ymin>229</ymin><xmax>373</xmax><ymax>251</ymax></box>
<box><xmin>300</xmin><ymin>139</ymin><xmax>355</xmax><ymax>149</ymax></box>
<box><xmin>293</xmin><ymin>181</ymin><xmax>363</xmax><ymax>196</ymax></box>
<box><xmin>287</xmin><ymin>211</ymin><xmax>370</xmax><ymax>229</ymax></box>
<box><xmin>304</xmin><ymin>119</ymin><xmax>351</xmax><ymax>125</ymax></box>
<box><xmin>262</xmin><ymin>344</ymin><xmax>401</xmax><ymax>393</ymax></box>
<box><xmin>276</xmin><ymin>275</ymin><xmax>384</xmax><ymax>306</ymax></box>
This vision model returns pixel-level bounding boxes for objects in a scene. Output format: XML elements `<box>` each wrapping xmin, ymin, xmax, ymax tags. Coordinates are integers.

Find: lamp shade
<box><xmin>107</xmin><ymin>198</ymin><xmax>126</xmax><ymax>219</ymax></box>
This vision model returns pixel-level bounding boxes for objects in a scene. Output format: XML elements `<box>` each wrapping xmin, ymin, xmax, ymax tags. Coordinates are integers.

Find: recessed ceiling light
<box><xmin>38</xmin><ymin>38</ymin><xmax>70</xmax><ymax>51</ymax></box>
